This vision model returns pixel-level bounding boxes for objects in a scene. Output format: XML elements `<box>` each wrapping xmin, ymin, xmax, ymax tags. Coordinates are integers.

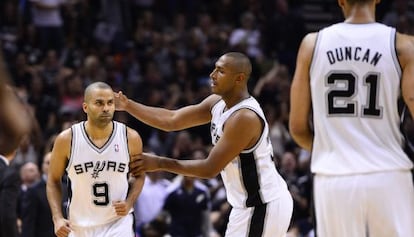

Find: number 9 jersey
<box><xmin>309</xmin><ymin>22</ymin><xmax>413</xmax><ymax>175</ymax></box>
<box><xmin>66</xmin><ymin>121</ymin><xmax>131</xmax><ymax>227</ymax></box>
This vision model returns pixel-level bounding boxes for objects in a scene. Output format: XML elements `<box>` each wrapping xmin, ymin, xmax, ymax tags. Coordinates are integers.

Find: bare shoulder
<box><xmin>50</xmin><ymin>127</ymin><xmax>72</xmax><ymax>160</ymax></box>
<box><xmin>396</xmin><ymin>33</ymin><xmax>414</xmax><ymax>67</ymax></box>
<box><xmin>301</xmin><ymin>32</ymin><xmax>318</xmax><ymax>50</ymax></box>
<box><xmin>228</xmin><ymin>108</ymin><xmax>262</xmax><ymax>129</ymax></box>
<box><xmin>201</xmin><ymin>94</ymin><xmax>221</xmax><ymax>110</ymax></box>
<box><xmin>54</xmin><ymin>128</ymin><xmax>72</xmax><ymax>147</ymax></box>
<box><xmin>126</xmin><ymin>126</ymin><xmax>143</xmax><ymax>155</ymax></box>
<box><xmin>126</xmin><ymin>126</ymin><xmax>142</xmax><ymax>142</ymax></box>
<box><xmin>296</xmin><ymin>32</ymin><xmax>318</xmax><ymax>65</ymax></box>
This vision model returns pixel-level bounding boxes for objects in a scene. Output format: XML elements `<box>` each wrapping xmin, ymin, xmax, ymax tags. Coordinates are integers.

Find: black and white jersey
<box><xmin>66</xmin><ymin>121</ymin><xmax>130</xmax><ymax>227</ymax></box>
<box><xmin>210</xmin><ymin>97</ymin><xmax>288</xmax><ymax>208</ymax></box>
<box><xmin>310</xmin><ymin>23</ymin><xmax>413</xmax><ymax>175</ymax></box>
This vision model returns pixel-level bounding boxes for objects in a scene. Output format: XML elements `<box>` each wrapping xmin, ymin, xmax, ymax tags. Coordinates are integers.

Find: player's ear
<box><xmin>235</xmin><ymin>73</ymin><xmax>246</xmax><ymax>84</ymax></box>
<box><xmin>337</xmin><ymin>0</ymin><xmax>345</xmax><ymax>8</ymax></box>
<box><xmin>82</xmin><ymin>102</ymin><xmax>88</xmax><ymax>113</ymax></box>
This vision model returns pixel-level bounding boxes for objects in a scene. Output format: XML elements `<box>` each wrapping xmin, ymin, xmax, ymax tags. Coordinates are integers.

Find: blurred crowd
<box><xmin>1</xmin><ymin>0</ymin><xmax>412</xmax><ymax>237</ymax></box>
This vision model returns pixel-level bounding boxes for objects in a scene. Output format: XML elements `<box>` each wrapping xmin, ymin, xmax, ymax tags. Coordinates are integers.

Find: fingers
<box><xmin>55</xmin><ymin>221</ymin><xmax>71</xmax><ymax>237</ymax></box>
<box><xmin>129</xmin><ymin>159</ymin><xmax>144</xmax><ymax>177</ymax></box>
<box><xmin>112</xmin><ymin>201</ymin><xmax>129</xmax><ymax>216</ymax></box>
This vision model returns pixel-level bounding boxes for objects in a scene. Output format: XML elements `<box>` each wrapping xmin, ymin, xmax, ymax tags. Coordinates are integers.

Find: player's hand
<box><xmin>54</xmin><ymin>218</ymin><xmax>72</xmax><ymax>237</ymax></box>
<box><xmin>112</xmin><ymin>200</ymin><xmax>131</xmax><ymax>216</ymax></box>
<box><xmin>113</xmin><ymin>91</ymin><xmax>129</xmax><ymax>111</ymax></box>
<box><xmin>129</xmin><ymin>153</ymin><xmax>160</xmax><ymax>177</ymax></box>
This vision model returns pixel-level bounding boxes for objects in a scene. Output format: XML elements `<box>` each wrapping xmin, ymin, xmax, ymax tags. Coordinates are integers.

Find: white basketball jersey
<box><xmin>310</xmin><ymin>23</ymin><xmax>413</xmax><ymax>175</ymax></box>
<box><xmin>211</xmin><ymin>97</ymin><xmax>288</xmax><ymax>208</ymax></box>
<box><xmin>66</xmin><ymin>121</ymin><xmax>130</xmax><ymax>227</ymax></box>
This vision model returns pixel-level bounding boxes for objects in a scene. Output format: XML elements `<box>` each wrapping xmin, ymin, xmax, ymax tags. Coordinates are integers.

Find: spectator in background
<box><xmin>8</xmin><ymin>52</ymin><xmax>35</xmax><ymax>91</ymax></box>
<box><xmin>27</xmin><ymin>75</ymin><xmax>59</xmax><ymax>138</ymax></box>
<box><xmin>59</xmin><ymin>72</ymin><xmax>84</xmax><ymax>116</ymax></box>
<box><xmin>17</xmin><ymin>161</ymin><xmax>40</xmax><ymax>233</ymax></box>
<box><xmin>383</xmin><ymin>0</ymin><xmax>414</xmax><ymax>35</ymax></box>
<box><xmin>0</xmin><ymin>1</ymin><xmax>20</xmax><ymax>60</ymax></box>
<box><xmin>163</xmin><ymin>175</ymin><xmax>211</xmax><ymax>237</ymax></box>
<box><xmin>19</xmin><ymin>162</ymin><xmax>40</xmax><ymax>193</ymax></box>
<box><xmin>29</xmin><ymin>0</ymin><xmax>67</xmax><ymax>54</ymax></box>
<box><xmin>10</xmin><ymin>135</ymin><xmax>39</xmax><ymax>171</ymax></box>
<box><xmin>34</xmin><ymin>49</ymin><xmax>73</xmax><ymax>99</ymax></box>
<box><xmin>21</xmin><ymin>152</ymin><xmax>55</xmax><ymax>237</ymax></box>
<box><xmin>228</xmin><ymin>11</ymin><xmax>263</xmax><ymax>62</ymax></box>
<box><xmin>81</xmin><ymin>54</ymin><xmax>107</xmax><ymax>84</ymax></box>
<box><xmin>262</xmin><ymin>0</ymin><xmax>306</xmax><ymax>74</ymax></box>
<box><xmin>134</xmin><ymin>171</ymin><xmax>172</xmax><ymax>236</ymax></box>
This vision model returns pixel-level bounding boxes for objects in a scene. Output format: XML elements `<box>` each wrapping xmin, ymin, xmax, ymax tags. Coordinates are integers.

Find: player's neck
<box><xmin>344</xmin><ymin>5</ymin><xmax>376</xmax><ymax>24</ymax></box>
<box><xmin>223</xmin><ymin>91</ymin><xmax>250</xmax><ymax>110</ymax></box>
<box><xmin>84</xmin><ymin>121</ymin><xmax>113</xmax><ymax>140</ymax></box>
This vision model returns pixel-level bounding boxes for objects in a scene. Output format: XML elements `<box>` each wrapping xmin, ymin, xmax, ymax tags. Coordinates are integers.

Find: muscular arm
<box><xmin>289</xmin><ymin>33</ymin><xmax>317</xmax><ymax>151</ymax></box>
<box><xmin>0</xmin><ymin>53</ymin><xmax>31</xmax><ymax>156</ymax></box>
<box><xmin>132</xmin><ymin>109</ymin><xmax>263</xmax><ymax>178</ymax></box>
<box><xmin>46</xmin><ymin>129</ymin><xmax>71</xmax><ymax>223</ymax></box>
<box><xmin>398</xmin><ymin>33</ymin><xmax>414</xmax><ymax>118</ymax></box>
<box><xmin>125</xmin><ymin>127</ymin><xmax>144</xmax><ymax>209</ymax></box>
<box><xmin>116</xmin><ymin>93</ymin><xmax>219</xmax><ymax>131</ymax></box>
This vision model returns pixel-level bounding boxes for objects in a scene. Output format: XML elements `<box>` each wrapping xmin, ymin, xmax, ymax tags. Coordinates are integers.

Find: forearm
<box><xmin>157</xmin><ymin>157</ymin><xmax>217</xmax><ymax>179</ymax></box>
<box><xmin>46</xmin><ymin>180</ymin><xmax>65</xmax><ymax>221</ymax></box>
<box><xmin>126</xmin><ymin>174</ymin><xmax>145</xmax><ymax>207</ymax></box>
<box><xmin>125</xmin><ymin>99</ymin><xmax>178</xmax><ymax>131</ymax></box>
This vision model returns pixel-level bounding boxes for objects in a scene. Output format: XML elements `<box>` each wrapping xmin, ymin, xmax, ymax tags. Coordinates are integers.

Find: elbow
<box><xmin>289</xmin><ymin>122</ymin><xmax>303</xmax><ymax>140</ymax></box>
<box><xmin>289</xmin><ymin>122</ymin><xmax>311</xmax><ymax>145</ymax></box>
<box><xmin>202</xmin><ymin>170</ymin><xmax>220</xmax><ymax>179</ymax></box>
<box><xmin>201</xmin><ymin>165</ymin><xmax>221</xmax><ymax>179</ymax></box>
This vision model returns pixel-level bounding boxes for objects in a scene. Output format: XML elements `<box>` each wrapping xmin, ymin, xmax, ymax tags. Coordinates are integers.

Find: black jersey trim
<box><xmin>248</xmin><ymin>203</ymin><xmax>267</xmax><ymax>237</ymax></box>
<box><xmin>81</xmin><ymin>121</ymin><xmax>117</xmax><ymax>153</ymax></box>
<box><xmin>240</xmin><ymin>152</ymin><xmax>264</xmax><ymax>207</ymax></box>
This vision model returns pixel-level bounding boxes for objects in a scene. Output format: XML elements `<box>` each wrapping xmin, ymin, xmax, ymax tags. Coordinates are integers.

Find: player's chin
<box><xmin>98</xmin><ymin>116</ymin><xmax>113</xmax><ymax>123</ymax></box>
<box><xmin>210</xmin><ymin>86</ymin><xmax>219</xmax><ymax>94</ymax></box>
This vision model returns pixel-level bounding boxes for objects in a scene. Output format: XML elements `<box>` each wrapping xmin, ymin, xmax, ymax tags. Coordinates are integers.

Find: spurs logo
<box><xmin>91</xmin><ymin>161</ymin><xmax>106</xmax><ymax>179</ymax></box>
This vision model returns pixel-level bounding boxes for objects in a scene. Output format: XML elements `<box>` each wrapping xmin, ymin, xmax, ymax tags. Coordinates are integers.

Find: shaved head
<box><xmin>223</xmin><ymin>52</ymin><xmax>252</xmax><ymax>79</ymax></box>
<box><xmin>84</xmin><ymin>82</ymin><xmax>112</xmax><ymax>102</ymax></box>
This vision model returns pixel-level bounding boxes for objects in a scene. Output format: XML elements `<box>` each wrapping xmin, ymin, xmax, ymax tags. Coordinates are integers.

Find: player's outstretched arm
<box><xmin>46</xmin><ymin>129</ymin><xmax>72</xmax><ymax>237</ymax></box>
<box><xmin>289</xmin><ymin>33</ymin><xmax>317</xmax><ymax>151</ymax></box>
<box><xmin>114</xmin><ymin>91</ymin><xmax>218</xmax><ymax>131</ymax></box>
<box><xmin>130</xmin><ymin>109</ymin><xmax>263</xmax><ymax>179</ymax></box>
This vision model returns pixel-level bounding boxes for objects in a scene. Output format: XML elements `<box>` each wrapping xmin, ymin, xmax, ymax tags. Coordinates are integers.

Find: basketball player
<box><xmin>114</xmin><ymin>52</ymin><xmax>293</xmax><ymax>237</ymax></box>
<box><xmin>47</xmin><ymin>82</ymin><xmax>145</xmax><ymax>237</ymax></box>
<box><xmin>289</xmin><ymin>0</ymin><xmax>414</xmax><ymax>236</ymax></box>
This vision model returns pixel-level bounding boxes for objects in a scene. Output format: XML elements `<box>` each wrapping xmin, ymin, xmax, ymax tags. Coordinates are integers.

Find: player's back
<box><xmin>310</xmin><ymin>22</ymin><xmax>413</xmax><ymax>175</ymax></box>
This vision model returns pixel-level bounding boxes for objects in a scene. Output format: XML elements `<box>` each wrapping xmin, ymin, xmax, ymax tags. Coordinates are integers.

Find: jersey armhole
<box><xmin>390</xmin><ymin>28</ymin><xmax>402</xmax><ymax>78</ymax></box>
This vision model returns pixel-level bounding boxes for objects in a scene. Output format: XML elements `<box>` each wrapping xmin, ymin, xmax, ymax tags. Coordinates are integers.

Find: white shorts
<box><xmin>314</xmin><ymin>171</ymin><xmax>414</xmax><ymax>237</ymax></box>
<box><xmin>225</xmin><ymin>190</ymin><xmax>293</xmax><ymax>237</ymax></box>
<box><xmin>69</xmin><ymin>214</ymin><xmax>134</xmax><ymax>237</ymax></box>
